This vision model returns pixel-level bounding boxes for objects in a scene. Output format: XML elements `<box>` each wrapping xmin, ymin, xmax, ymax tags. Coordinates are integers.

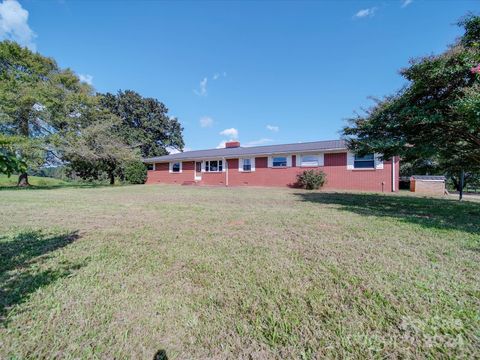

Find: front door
<box><xmin>195</xmin><ymin>161</ymin><xmax>202</xmax><ymax>181</ymax></box>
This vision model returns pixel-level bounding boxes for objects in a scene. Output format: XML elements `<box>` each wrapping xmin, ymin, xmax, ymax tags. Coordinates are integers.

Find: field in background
<box><xmin>0</xmin><ymin>185</ymin><xmax>478</xmax><ymax>358</ymax></box>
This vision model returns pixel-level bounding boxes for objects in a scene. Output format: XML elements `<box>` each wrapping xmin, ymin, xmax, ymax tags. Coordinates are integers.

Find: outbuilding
<box><xmin>410</xmin><ymin>175</ymin><xmax>446</xmax><ymax>195</ymax></box>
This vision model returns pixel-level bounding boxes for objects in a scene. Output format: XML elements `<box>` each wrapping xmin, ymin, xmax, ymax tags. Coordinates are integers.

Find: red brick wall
<box><xmin>146</xmin><ymin>161</ymin><xmax>195</xmax><ymax>185</ymax></box>
<box><xmin>146</xmin><ymin>152</ymin><xmax>400</xmax><ymax>192</ymax></box>
<box><xmin>322</xmin><ymin>153</ymin><xmax>397</xmax><ymax>192</ymax></box>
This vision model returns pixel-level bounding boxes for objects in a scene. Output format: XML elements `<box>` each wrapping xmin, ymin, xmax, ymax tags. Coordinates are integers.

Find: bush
<box><xmin>124</xmin><ymin>160</ymin><xmax>147</xmax><ymax>184</ymax></box>
<box><xmin>296</xmin><ymin>169</ymin><xmax>326</xmax><ymax>190</ymax></box>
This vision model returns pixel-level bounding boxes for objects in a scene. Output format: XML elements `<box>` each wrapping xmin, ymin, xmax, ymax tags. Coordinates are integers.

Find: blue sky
<box><xmin>0</xmin><ymin>0</ymin><xmax>477</xmax><ymax>151</ymax></box>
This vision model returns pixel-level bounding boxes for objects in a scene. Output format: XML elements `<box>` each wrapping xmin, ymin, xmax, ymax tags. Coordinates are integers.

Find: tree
<box><xmin>124</xmin><ymin>160</ymin><xmax>148</xmax><ymax>184</ymax></box>
<box><xmin>0</xmin><ymin>134</ymin><xmax>26</xmax><ymax>177</ymax></box>
<box><xmin>343</xmin><ymin>15</ymin><xmax>480</xmax><ymax>198</ymax></box>
<box><xmin>0</xmin><ymin>41</ymin><xmax>92</xmax><ymax>186</ymax></box>
<box><xmin>61</xmin><ymin>110</ymin><xmax>138</xmax><ymax>185</ymax></box>
<box><xmin>98</xmin><ymin>90</ymin><xmax>184</xmax><ymax>158</ymax></box>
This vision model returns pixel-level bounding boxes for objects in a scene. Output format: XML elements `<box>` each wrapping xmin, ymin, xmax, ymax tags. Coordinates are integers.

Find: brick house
<box><xmin>143</xmin><ymin>139</ymin><xmax>399</xmax><ymax>192</ymax></box>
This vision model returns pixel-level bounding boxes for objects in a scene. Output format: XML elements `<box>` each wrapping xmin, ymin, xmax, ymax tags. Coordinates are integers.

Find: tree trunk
<box><xmin>17</xmin><ymin>172</ymin><xmax>30</xmax><ymax>187</ymax></box>
<box><xmin>109</xmin><ymin>172</ymin><xmax>115</xmax><ymax>185</ymax></box>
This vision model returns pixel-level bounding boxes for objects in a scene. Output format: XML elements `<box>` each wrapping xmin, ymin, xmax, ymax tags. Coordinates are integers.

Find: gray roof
<box><xmin>143</xmin><ymin>139</ymin><xmax>346</xmax><ymax>163</ymax></box>
<box><xmin>411</xmin><ymin>175</ymin><xmax>445</xmax><ymax>181</ymax></box>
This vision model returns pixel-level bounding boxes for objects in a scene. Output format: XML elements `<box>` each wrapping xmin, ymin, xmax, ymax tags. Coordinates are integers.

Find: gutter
<box><xmin>392</xmin><ymin>156</ymin><xmax>396</xmax><ymax>192</ymax></box>
<box><xmin>224</xmin><ymin>157</ymin><xmax>228</xmax><ymax>187</ymax></box>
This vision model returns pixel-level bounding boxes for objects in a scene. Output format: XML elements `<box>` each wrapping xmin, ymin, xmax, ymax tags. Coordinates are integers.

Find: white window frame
<box><xmin>204</xmin><ymin>159</ymin><xmax>225</xmax><ymax>172</ymax></box>
<box><xmin>298</xmin><ymin>153</ymin><xmax>324</xmax><ymax>167</ymax></box>
<box><xmin>354</xmin><ymin>154</ymin><xmax>375</xmax><ymax>169</ymax></box>
<box><xmin>268</xmin><ymin>155</ymin><xmax>292</xmax><ymax>168</ymax></box>
<box><xmin>169</xmin><ymin>161</ymin><xmax>182</xmax><ymax>173</ymax></box>
<box><xmin>347</xmin><ymin>152</ymin><xmax>384</xmax><ymax>170</ymax></box>
<box><xmin>239</xmin><ymin>158</ymin><xmax>256</xmax><ymax>172</ymax></box>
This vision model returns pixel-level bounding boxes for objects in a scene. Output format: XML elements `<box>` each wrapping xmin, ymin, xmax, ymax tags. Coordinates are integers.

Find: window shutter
<box><xmin>169</xmin><ymin>162</ymin><xmax>173</xmax><ymax>173</ymax></box>
<box><xmin>318</xmin><ymin>153</ymin><xmax>324</xmax><ymax>166</ymax></box>
<box><xmin>347</xmin><ymin>152</ymin><xmax>355</xmax><ymax>170</ymax></box>
<box><xmin>268</xmin><ymin>156</ymin><xmax>273</xmax><ymax>168</ymax></box>
<box><xmin>222</xmin><ymin>159</ymin><xmax>226</xmax><ymax>172</ymax></box>
<box><xmin>375</xmin><ymin>153</ymin><xmax>384</xmax><ymax>169</ymax></box>
<box><xmin>251</xmin><ymin>158</ymin><xmax>256</xmax><ymax>172</ymax></box>
<box><xmin>238</xmin><ymin>158</ymin><xmax>243</xmax><ymax>172</ymax></box>
<box><xmin>153</xmin><ymin>163</ymin><xmax>156</xmax><ymax>171</ymax></box>
<box><xmin>201</xmin><ymin>161</ymin><xmax>205</xmax><ymax>172</ymax></box>
<box><xmin>286</xmin><ymin>155</ymin><xmax>292</xmax><ymax>167</ymax></box>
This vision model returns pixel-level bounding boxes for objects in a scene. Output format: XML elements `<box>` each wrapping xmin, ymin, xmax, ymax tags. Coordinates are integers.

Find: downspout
<box><xmin>224</xmin><ymin>157</ymin><xmax>228</xmax><ymax>187</ymax></box>
<box><xmin>392</xmin><ymin>156</ymin><xmax>396</xmax><ymax>192</ymax></box>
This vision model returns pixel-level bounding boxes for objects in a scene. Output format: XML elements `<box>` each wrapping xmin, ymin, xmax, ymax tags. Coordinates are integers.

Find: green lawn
<box><xmin>0</xmin><ymin>185</ymin><xmax>478</xmax><ymax>359</ymax></box>
<box><xmin>0</xmin><ymin>174</ymin><xmax>71</xmax><ymax>188</ymax></box>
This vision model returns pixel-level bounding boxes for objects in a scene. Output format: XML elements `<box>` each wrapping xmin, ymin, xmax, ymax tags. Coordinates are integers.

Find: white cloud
<box><xmin>401</xmin><ymin>0</ymin><xmax>413</xmax><ymax>8</ymax></box>
<box><xmin>166</xmin><ymin>146</ymin><xmax>191</xmax><ymax>154</ymax></box>
<box><xmin>199</xmin><ymin>116</ymin><xmax>213</xmax><ymax>128</ymax></box>
<box><xmin>219</xmin><ymin>127</ymin><xmax>238</xmax><ymax>138</ymax></box>
<box><xmin>78</xmin><ymin>74</ymin><xmax>93</xmax><ymax>85</ymax></box>
<box><xmin>194</xmin><ymin>77</ymin><xmax>208</xmax><ymax>96</ymax></box>
<box><xmin>166</xmin><ymin>146</ymin><xmax>180</xmax><ymax>154</ymax></box>
<box><xmin>0</xmin><ymin>0</ymin><xmax>36</xmax><ymax>50</ymax></box>
<box><xmin>216</xmin><ymin>140</ymin><xmax>228</xmax><ymax>149</ymax></box>
<box><xmin>213</xmin><ymin>72</ymin><xmax>227</xmax><ymax>80</ymax></box>
<box><xmin>266</xmin><ymin>124</ymin><xmax>279</xmax><ymax>132</ymax></box>
<box><xmin>244</xmin><ymin>138</ymin><xmax>273</xmax><ymax>147</ymax></box>
<box><xmin>354</xmin><ymin>7</ymin><xmax>377</xmax><ymax>18</ymax></box>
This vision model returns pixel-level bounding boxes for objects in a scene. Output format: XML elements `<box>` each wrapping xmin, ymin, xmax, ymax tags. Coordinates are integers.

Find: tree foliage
<box><xmin>124</xmin><ymin>160</ymin><xmax>147</xmax><ymax>184</ymax></box>
<box><xmin>61</xmin><ymin>109</ymin><xmax>137</xmax><ymax>185</ymax></box>
<box><xmin>0</xmin><ymin>134</ymin><xmax>26</xmax><ymax>176</ymax></box>
<box><xmin>343</xmin><ymin>15</ymin><xmax>480</xmax><ymax>184</ymax></box>
<box><xmin>0</xmin><ymin>41</ymin><xmax>184</xmax><ymax>186</ymax></box>
<box><xmin>0</xmin><ymin>41</ymin><xmax>93</xmax><ymax>185</ymax></box>
<box><xmin>98</xmin><ymin>90</ymin><xmax>184</xmax><ymax>157</ymax></box>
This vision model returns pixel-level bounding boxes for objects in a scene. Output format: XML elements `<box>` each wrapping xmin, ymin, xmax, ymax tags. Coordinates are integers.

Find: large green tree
<box><xmin>0</xmin><ymin>41</ymin><xmax>92</xmax><ymax>186</ymax></box>
<box><xmin>61</xmin><ymin>109</ymin><xmax>137</xmax><ymax>185</ymax></box>
<box><xmin>98</xmin><ymin>90</ymin><xmax>184</xmax><ymax>158</ymax></box>
<box><xmin>343</xmin><ymin>15</ymin><xmax>480</xmax><ymax>194</ymax></box>
<box><xmin>0</xmin><ymin>134</ymin><xmax>26</xmax><ymax>177</ymax></box>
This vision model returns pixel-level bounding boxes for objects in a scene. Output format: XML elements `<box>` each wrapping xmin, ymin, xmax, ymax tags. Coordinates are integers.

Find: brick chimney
<box><xmin>225</xmin><ymin>141</ymin><xmax>240</xmax><ymax>148</ymax></box>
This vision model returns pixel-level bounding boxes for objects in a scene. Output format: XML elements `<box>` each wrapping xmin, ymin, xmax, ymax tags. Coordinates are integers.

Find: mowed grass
<box><xmin>0</xmin><ymin>185</ymin><xmax>478</xmax><ymax>359</ymax></box>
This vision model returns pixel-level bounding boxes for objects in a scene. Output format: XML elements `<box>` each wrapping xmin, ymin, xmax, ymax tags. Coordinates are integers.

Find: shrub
<box><xmin>296</xmin><ymin>169</ymin><xmax>326</xmax><ymax>190</ymax></box>
<box><xmin>124</xmin><ymin>160</ymin><xmax>147</xmax><ymax>184</ymax></box>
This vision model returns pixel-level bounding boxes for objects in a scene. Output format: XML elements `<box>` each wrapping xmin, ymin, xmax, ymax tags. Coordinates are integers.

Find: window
<box><xmin>243</xmin><ymin>158</ymin><xmax>251</xmax><ymax>171</ymax></box>
<box><xmin>205</xmin><ymin>160</ymin><xmax>223</xmax><ymax>172</ymax></box>
<box><xmin>301</xmin><ymin>155</ymin><xmax>319</xmax><ymax>167</ymax></box>
<box><xmin>172</xmin><ymin>162</ymin><xmax>181</xmax><ymax>172</ymax></box>
<box><xmin>354</xmin><ymin>154</ymin><xmax>375</xmax><ymax>169</ymax></box>
<box><xmin>272</xmin><ymin>156</ymin><xmax>287</xmax><ymax>167</ymax></box>
<box><xmin>146</xmin><ymin>163</ymin><xmax>154</xmax><ymax>171</ymax></box>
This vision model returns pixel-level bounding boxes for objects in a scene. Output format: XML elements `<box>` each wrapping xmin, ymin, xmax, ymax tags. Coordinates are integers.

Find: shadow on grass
<box><xmin>294</xmin><ymin>192</ymin><xmax>480</xmax><ymax>235</ymax></box>
<box><xmin>153</xmin><ymin>350</ymin><xmax>169</xmax><ymax>360</ymax></box>
<box><xmin>0</xmin><ymin>230</ymin><xmax>83</xmax><ymax>323</ymax></box>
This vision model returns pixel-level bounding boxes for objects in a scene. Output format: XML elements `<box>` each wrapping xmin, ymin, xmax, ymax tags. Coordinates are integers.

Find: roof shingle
<box><xmin>143</xmin><ymin>139</ymin><xmax>347</xmax><ymax>163</ymax></box>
